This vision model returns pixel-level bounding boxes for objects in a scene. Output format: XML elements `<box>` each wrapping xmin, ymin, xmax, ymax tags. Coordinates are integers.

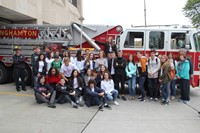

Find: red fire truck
<box><xmin>119</xmin><ymin>25</ymin><xmax>200</xmax><ymax>87</ymax></box>
<box><xmin>0</xmin><ymin>23</ymin><xmax>123</xmax><ymax>84</ymax></box>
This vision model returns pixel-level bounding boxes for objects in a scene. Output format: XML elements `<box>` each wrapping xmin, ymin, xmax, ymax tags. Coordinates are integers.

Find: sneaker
<box><xmin>98</xmin><ymin>104</ymin><xmax>104</xmax><ymax>111</ymax></box>
<box><xmin>22</xmin><ymin>88</ymin><xmax>27</xmax><ymax>91</ymax></box>
<box><xmin>113</xmin><ymin>101</ymin><xmax>119</xmax><ymax>106</ymax></box>
<box><xmin>161</xmin><ymin>101</ymin><xmax>166</xmax><ymax>105</ymax></box>
<box><xmin>140</xmin><ymin>99</ymin><xmax>145</xmax><ymax>102</ymax></box>
<box><xmin>170</xmin><ymin>96</ymin><xmax>175</xmax><ymax>100</ymax></box>
<box><xmin>154</xmin><ymin>98</ymin><xmax>158</xmax><ymax>101</ymax></box>
<box><xmin>150</xmin><ymin>97</ymin><xmax>153</xmax><ymax>100</ymax></box>
<box><xmin>78</xmin><ymin>102</ymin><xmax>84</xmax><ymax>107</ymax></box>
<box><xmin>104</xmin><ymin>104</ymin><xmax>112</xmax><ymax>110</ymax></box>
<box><xmin>72</xmin><ymin>102</ymin><xmax>78</xmax><ymax>108</ymax></box>
<box><xmin>48</xmin><ymin>103</ymin><xmax>56</xmax><ymax>108</ymax></box>
<box><xmin>16</xmin><ymin>87</ymin><xmax>20</xmax><ymax>92</ymax></box>
<box><xmin>121</xmin><ymin>95</ymin><xmax>127</xmax><ymax>101</ymax></box>
<box><xmin>138</xmin><ymin>96</ymin><xmax>142</xmax><ymax>99</ymax></box>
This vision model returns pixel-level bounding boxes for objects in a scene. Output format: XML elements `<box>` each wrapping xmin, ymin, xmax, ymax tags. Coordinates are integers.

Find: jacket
<box><xmin>13</xmin><ymin>54</ymin><xmax>25</xmax><ymax>69</ymax></box>
<box><xmin>137</xmin><ymin>56</ymin><xmax>147</xmax><ymax>77</ymax></box>
<box><xmin>114</xmin><ymin>57</ymin><xmax>127</xmax><ymax>75</ymax></box>
<box><xmin>95</xmin><ymin>41</ymin><xmax>117</xmax><ymax>56</ymax></box>
<box><xmin>34</xmin><ymin>60</ymin><xmax>47</xmax><ymax>76</ymax></box>
<box><xmin>159</xmin><ymin>61</ymin><xmax>171</xmax><ymax>84</ymax></box>
<box><xmin>85</xmin><ymin>86</ymin><xmax>105</xmax><ymax>107</ymax></box>
<box><xmin>56</xmin><ymin>83</ymin><xmax>74</xmax><ymax>96</ymax></box>
<box><xmin>176</xmin><ymin>60</ymin><xmax>190</xmax><ymax>80</ymax></box>
<box><xmin>125</xmin><ymin>62</ymin><xmax>137</xmax><ymax>78</ymax></box>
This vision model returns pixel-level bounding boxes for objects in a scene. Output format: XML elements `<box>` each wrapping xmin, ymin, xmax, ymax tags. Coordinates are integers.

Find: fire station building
<box><xmin>0</xmin><ymin>0</ymin><xmax>82</xmax><ymax>24</ymax></box>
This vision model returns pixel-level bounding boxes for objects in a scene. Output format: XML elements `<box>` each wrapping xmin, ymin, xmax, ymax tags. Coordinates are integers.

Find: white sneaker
<box><xmin>114</xmin><ymin>101</ymin><xmax>119</xmax><ymax>106</ymax></box>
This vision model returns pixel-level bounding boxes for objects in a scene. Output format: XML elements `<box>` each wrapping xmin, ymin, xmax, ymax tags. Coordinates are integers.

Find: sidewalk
<box><xmin>0</xmin><ymin>83</ymin><xmax>200</xmax><ymax>133</ymax></box>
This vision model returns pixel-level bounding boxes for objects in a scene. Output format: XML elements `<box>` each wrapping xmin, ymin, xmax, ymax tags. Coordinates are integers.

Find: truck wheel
<box><xmin>0</xmin><ymin>64</ymin><xmax>8</xmax><ymax>84</ymax></box>
<box><xmin>24</xmin><ymin>65</ymin><xmax>31</xmax><ymax>85</ymax></box>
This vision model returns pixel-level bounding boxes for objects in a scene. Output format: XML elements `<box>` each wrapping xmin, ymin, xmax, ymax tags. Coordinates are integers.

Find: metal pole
<box><xmin>79</xmin><ymin>16</ymin><xmax>84</xmax><ymax>50</ymax></box>
<box><xmin>144</xmin><ymin>0</ymin><xmax>147</xmax><ymax>27</ymax></box>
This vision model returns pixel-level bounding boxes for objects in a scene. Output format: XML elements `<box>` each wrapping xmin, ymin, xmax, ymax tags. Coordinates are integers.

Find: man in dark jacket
<box><xmin>85</xmin><ymin>79</ymin><xmax>111</xmax><ymax>110</ymax></box>
<box><xmin>107</xmin><ymin>51</ymin><xmax>117</xmax><ymax>87</ymax></box>
<box><xmin>114</xmin><ymin>50</ymin><xmax>127</xmax><ymax>101</ymax></box>
<box><xmin>12</xmin><ymin>46</ymin><xmax>26</xmax><ymax>92</ymax></box>
<box><xmin>95</xmin><ymin>36</ymin><xmax>117</xmax><ymax>57</ymax></box>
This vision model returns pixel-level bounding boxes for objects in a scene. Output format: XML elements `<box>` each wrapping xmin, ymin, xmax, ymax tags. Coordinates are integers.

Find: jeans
<box><xmin>170</xmin><ymin>79</ymin><xmax>176</xmax><ymax>96</ymax></box>
<box><xmin>161</xmin><ymin>82</ymin><xmax>170</xmax><ymax>101</ymax></box>
<box><xmin>106</xmin><ymin>89</ymin><xmax>119</xmax><ymax>101</ymax></box>
<box><xmin>139</xmin><ymin>76</ymin><xmax>146</xmax><ymax>98</ymax></box>
<box><xmin>34</xmin><ymin>76</ymin><xmax>38</xmax><ymax>87</ymax></box>
<box><xmin>148</xmin><ymin>78</ymin><xmax>158</xmax><ymax>98</ymax></box>
<box><xmin>127</xmin><ymin>75</ymin><xmax>136</xmax><ymax>96</ymax></box>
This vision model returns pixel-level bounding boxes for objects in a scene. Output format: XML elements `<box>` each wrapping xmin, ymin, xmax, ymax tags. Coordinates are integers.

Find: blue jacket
<box><xmin>125</xmin><ymin>62</ymin><xmax>137</xmax><ymax>78</ymax></box>
<box><xmin>85</xmin><ymin>86</ymin><xmax>105</xmax><ymax>107</ymax></box>
<box><xmin>176</xmin><ymin>60</ymin><xmax>190</xmax><ymax>80</ymax></box>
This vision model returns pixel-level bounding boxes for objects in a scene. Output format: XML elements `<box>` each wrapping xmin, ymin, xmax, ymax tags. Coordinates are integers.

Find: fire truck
<box><xmin>0</xmin><ymin>23</ymin><xmax>123</xmax><ymax>84</ymax></box>
<box><xmin>119</xmin><ymin>25</ymin><xmax>200</xmax><ymax>87</ymax></box>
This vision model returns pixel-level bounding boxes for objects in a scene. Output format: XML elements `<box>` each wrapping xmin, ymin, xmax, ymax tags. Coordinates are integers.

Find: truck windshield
<box><xmin>193</xmin><ymin>33</ymin><xmax>200</xmax><ymax>51</ymax></box>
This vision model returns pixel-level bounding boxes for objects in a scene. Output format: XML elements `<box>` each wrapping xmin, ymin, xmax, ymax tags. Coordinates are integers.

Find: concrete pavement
<box><xmin>0</xmin><ymin>83</ymin><xmax>200</xmax><ymax>133</ymax></box>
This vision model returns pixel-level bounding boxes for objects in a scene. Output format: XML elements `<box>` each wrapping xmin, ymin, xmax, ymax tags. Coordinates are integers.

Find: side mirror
<box><xmin>185</xmin><ymin>31</ymin><xmax>190</xmax><ymax>46</ymax></box>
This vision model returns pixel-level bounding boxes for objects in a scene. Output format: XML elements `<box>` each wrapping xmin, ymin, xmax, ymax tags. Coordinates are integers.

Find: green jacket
<box><xmin>159</xmin><ymin>61</ymin><xmax>171</xmax><ymax>84</ymax></box>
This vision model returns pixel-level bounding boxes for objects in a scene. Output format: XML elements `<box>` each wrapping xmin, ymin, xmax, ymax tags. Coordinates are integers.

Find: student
<box><xmin>85</xmin><ymin>79</ymin><xmax>111</xmax><ymax>110</ymax></box>
<box><xmin>74</xmin><ymin>50</ymin><xmax>85</xmax><ymax>80</ymax></box>
<box><xmin>34</xmin><ymin>54</ymin><xmax>47</xmax><ymax>86</ymax></box>
<box><xmin>12</xmin><ymin>46</ymin><xmax>26</xmax><ymax>92</ymax></box>
<box><xmin>60</xmin><ymin>57</ymin><xmax>78</xmax><ymax>82</ymax></box>
<box><xmin>56</xmin><ymin>78</ymin><xmax>78</xmax><ymax>108</ymax></box>
<box><xmin>114</xmin><ymin>50</ymin><xmax>127</xmax><ymax>101</ymax></box>
<box><xmin>101</xmin><ymin>72</ymin><xmax>119</xmax><ymax>105</ymax></box>
<box><xmin>125</xmin><ymin>54</ymin><xmax>137</xmax><ymax>100</ymax></box>
<box><xmin>62</xmin><ymin>50</ymin><xmax>74</xmax><ymax>64</ymax></box>
<box><xmin>168</xmin><ymin>53</ymin><xmax>177</xmax><ymax>100</ymax></box>
<box><xmin>45</xmin><ymin>51</ymin><xmax>54</xmax><ymax>73</ymax></box>
<box><xmin>51</xmin><ymin>55</ymin><xmax>62</xmax><ymax>72</ymax></box>
<box><xmin>34</xmin><ymin>76</ymin><xmax>56</xmax><ymax>108</ymax></box>
<box><xmin>95</xmin><ymin>65</ymin><xmax>109</xmax><ymax>87</ymax></box>
<box><xmin>68</xmin><ymin>69</ymin><xmax>84</xmax><ymax>103</ymax></box>
<box><xmin>84</xmin><ymin>53</ymin><xmax>95</xmax><ymax>72</ymax></box>
<box><xmin>159</xmin><ymin>55</ymin><xmax>171</xmax><ymax>105</ymax></box>
<box><xmin>147</xmin><ymin>49</ymin><xmax>161</xmax><ymax>101</ymax></box>
<box><xmin>176</xmin><ymin>52</ymin><xmax>190</xmax><ymax>102</ymax></box>
<box><xmin>84</xmin><ymin>69</ymin><xmax>95</xmax><ymax>87</ymax></box>
<box><xmin>31</xmin><ymin>46</ymin><xmax>41</xmax><ymax>87</ymax></box>
<box><xmin>95</xmin><ymin>50</ymin><xmax>108</xmax><ymax>71</ymax></box>
<box><xmin>46</xmin><ymin>67</ymin><xmax>61</xmax><ymax>89</ymax></box>
<box><xmin>136</xmin><ymin>51</ymin><xmax>147</xmax><ymax>102</ymax></box>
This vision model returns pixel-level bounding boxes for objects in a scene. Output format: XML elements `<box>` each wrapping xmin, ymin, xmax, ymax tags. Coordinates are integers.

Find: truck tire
<box><xmin>24</xmin><ymin>65</ymin><xmax>31</xmax><ymax>85</ymax></box>
<box><xmin>12</xmin><ymin>65</ymin><xmax>32</xmax><ymax>86</ymax></box>
<box><xmin>0</xmin><ymin>64</ymin><xmax>8</xmax><ymax>84</ymax></box>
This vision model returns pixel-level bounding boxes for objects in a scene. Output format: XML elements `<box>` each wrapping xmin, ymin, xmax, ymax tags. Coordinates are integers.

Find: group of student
<box><xmin>12</xmin><ymin>38</ymin><xmax>192</xmax><ymax>109</ymax></box>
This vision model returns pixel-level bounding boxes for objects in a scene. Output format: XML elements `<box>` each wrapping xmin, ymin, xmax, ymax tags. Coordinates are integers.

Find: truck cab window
<box><xmin>124</xmin><ymin>32</ymin><xmax>144</xmax><ymax>48</ymax></box>
<box><xmin>171</xmin><ymin>33</ymin><xmax>186</xmax><ymax>49</ymax></box>
<box><xmin>193</xmin><ymin>33</ymin><xmax>200</xmax><ymax>52</ymax></box>
<box><xmin>149</xmin><ymin>31</ymin><xmax>164</xmax><ymax>49</ymax></box>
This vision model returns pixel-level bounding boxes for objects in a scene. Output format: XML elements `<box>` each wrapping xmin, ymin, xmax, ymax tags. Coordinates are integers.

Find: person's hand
<box><xmin>37</xmin><ymin>73</ymin><xmax>40</xmax><ymax>77</ymax></box>
<box><xmin>177</xmin><ymin>76</ymin><xmax>181</xmax><ymax>79</ymax></box>
<box><xmin>99</xmin><ymin>92</ymin><xmax>104</xmax><ymax>97</ymax></box>
<box><xmin>70</xmin><ymin>91</ymin><xmax>75</xmax><ymax>96</ymax></box>
<box><xmin>116</xmin><ymin>63</ymin><xmax>118</xmax><ymax>66</ymax></box>
<box><xmin>42</xmin><ymin>93</ymin><xmax>46</xmax><ymax>97</ymax></box>
<box><xmin>46</xmin><ymin>93</ymin><xmax>51</xmax><ymax>98</ymax></box>
<box><xmin>190</xmin><ymin>74</ymin><xmax>193</xmax><ymax>78</ymax></box>
<box><xmin>159</xmin><ymin>79</ymin><xmax>162</xmax><ymax>82</ymax></box>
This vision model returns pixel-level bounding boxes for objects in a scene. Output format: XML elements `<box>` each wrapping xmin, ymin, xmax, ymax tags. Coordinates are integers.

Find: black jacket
<box><xmin>107</xmin><ymin>58</ymin><xmax>116</xmax><ymax>74</ymax></box>
<box><xmin>114</xmin><ymin>57</ymin><xmax>127</xmax><ymax>75</ymax></box>
<box><xmin>13</xmin><ymin>54</ymin><xmax>25</xmax><ymax>69</ymax></box>
<box><xmin>56</xmin><ymin>83</ymin><xmax>74</xmax><ymax>96</ymax></box>
<box><xmin>34</xmin><ymin>61</ymin><xmax>47</xmax><ymax>76</ymax></box>
<box><xmin>95</xmin><ymin>41</ymin><xmax>117</xmax><ymax>56</ymax></box>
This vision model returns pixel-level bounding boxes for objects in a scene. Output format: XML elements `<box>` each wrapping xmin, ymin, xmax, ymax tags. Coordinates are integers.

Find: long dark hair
<box><xmin>70</xmin><ymin>69</ymin><xmax>82</xmax><ymax>88</ymax></box>
<box><xmin>103</xmin><ymin>72</ymin><xmax>112</xmax><ymax>80</ymax></box>
<box><xmin>76</xmin><ymin>50</ymin><xmax>84</xmax><ymax>61</ymax></box>
<box><xmin>37</xmin><ymin>53</ymin><xmax>45</xmax><ymax>61</ymax></box>
<box><xmin>48</xmin><ymin>67</ymin><xmax>59</xmax><ymax>77</ymax></box>
<box><xmin>127</xmin><ymin>54</ymin><xmax>135</xmax><ymax>65</ymax></box>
